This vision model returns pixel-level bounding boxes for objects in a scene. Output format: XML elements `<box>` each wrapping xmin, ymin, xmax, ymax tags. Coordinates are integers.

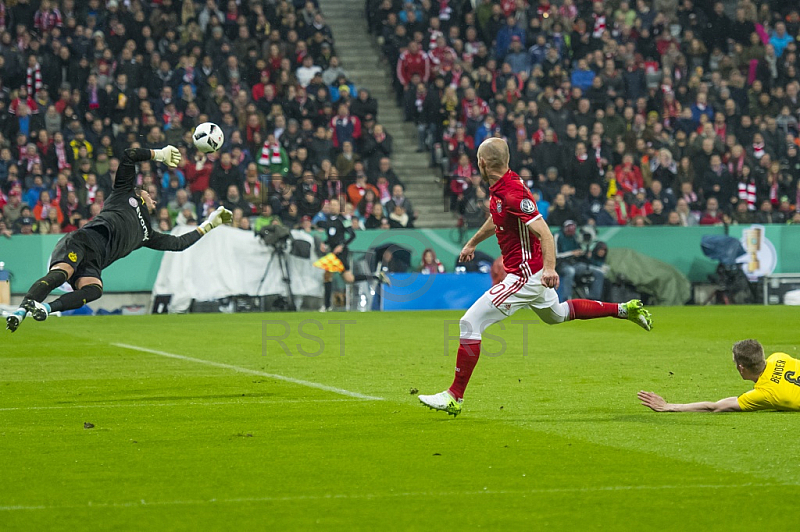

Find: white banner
<box><xmin>153</xmin><ymin>225</ymin><xmax>323</xmax><ymax>312</ymax></box>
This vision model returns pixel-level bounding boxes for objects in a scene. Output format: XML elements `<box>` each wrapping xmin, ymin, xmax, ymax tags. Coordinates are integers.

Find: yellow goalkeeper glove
<box><xmin>198</xmin><ymin>206</ymin><xmax>233</xmax><ymax>235</ymax></box>
<box><xmin>153</xmin><ymin>145</ymin><xmax>181</xmax><ymax>168</ymax></box>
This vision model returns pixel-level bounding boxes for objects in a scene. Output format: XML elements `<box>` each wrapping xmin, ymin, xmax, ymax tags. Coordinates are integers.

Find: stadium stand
<box><xmin>0</xmin><ymin>0</ymin><xmax>445</xmax><ymax>235</ymax></box>
<box><xmin>366</xmin><ymin>0</ymin><xmax>800</xmax><ymax>228</ymax></box>
<box><xmin>3</xmin><ymin>0</ymin><xmax>800</xmax><ymax>239</ymax></box>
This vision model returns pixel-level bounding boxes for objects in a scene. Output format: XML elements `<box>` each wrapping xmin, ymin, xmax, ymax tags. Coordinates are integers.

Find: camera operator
<box><xmin>554</xmin><ymin>220</ymin><xmax>605</xmax><ymax>301</ymax></box>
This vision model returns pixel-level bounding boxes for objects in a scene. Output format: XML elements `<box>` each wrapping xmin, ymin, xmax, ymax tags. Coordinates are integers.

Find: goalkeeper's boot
<box><xmin>6</xmin><ymin>308</ymin><xmax>27</xmax><ymax>332</ymax></box>
<box><xmin>419</xmin><ymin>390</ymin><xmax>463</xmax><ymax>417</ymax></box>
<box><xmin>20</xmin><ymin>298</ymin><xmax>50</xmax><ymax>322</ymax></box>
<box><xmin>623</xmin><ymin>299</ymin><xmax>652</xmax><ymax>331</ymax></box>
<box><xmin>377</xmin><ymin>271</ymin><xmax>392</xmax><ymax>286</ymax></box>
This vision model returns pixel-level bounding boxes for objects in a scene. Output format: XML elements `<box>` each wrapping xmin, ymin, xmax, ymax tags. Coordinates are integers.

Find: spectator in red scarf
<box><xmin>242</xmin><ymin>163</ymin><xmax>267</xmax><ymax>214</ymax></box>
<box><xmin>447</xmin><ymin>125</ymin><xmax>475</xmax><ymax>167</ymax></box>
<box><xmin>460</xmin><ymin>87</ymin><xmax>489</xmax><ymax>123</ymax></box>
<box><xmin>60</xmin><ymin>189</ymin><xmax>84</xmax><ymax>232</ymax></box>
<box><xmin>615</xmin><ymin>154</ymin><xmax>644</xmax><ymax>195</ymax></box>
<box><xmin>452</xmin><ymin>153</ymin><xmax>476</xmax><ymax>180</ymax></box>
<box><xmin>629</xmin><ymin>190</ymin><xmax>654</xmax><ymax>219</ymax></box>
<box><xmin>33</xmin><ymin>0</ymin><xmax>62</xmax><ymax>34</ymax></box>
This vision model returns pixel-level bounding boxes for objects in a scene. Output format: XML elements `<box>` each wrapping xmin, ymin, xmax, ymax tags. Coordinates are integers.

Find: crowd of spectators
<box><xmin>0</xmin><ymin>0</ymin><xmax>419</xmax><ymax>239</ymax></box>
<box><xmin>369</xmin><ymin>0</ymin><xmax>800</xmax><ymax>228</ymax></box>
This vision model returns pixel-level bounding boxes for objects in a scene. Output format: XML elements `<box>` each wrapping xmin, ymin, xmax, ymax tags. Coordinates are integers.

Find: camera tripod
<box><xmin>258</xmin><ymin>241</ymin><xmax>296</xmax><ymax>311</ymax></box>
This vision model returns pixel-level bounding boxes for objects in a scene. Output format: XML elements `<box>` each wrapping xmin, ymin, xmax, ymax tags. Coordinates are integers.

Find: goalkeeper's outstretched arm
<box><xmin>144</xmin><ymin>206</ymin><xmax>233</xmax><ymax>251</ymax></box>
<box><xmin>117</xmin><ymin>146</ymin><xmax>182</xmax><ymax>192</ymax></box>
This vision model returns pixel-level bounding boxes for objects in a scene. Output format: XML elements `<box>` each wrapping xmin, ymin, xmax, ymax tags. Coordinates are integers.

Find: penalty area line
<box><xmin>111</xmin><ymin>343</ymin><xmax>384</xmax><ymax>401</ymax></box>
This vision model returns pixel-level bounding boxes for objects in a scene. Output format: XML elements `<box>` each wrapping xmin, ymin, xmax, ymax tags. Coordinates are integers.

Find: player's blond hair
<box><xmin>477</xmin><ymin>138</ymin><xmax>509</xmax><ymax>172</ymax></box>
<box><xmin>732</xmin><ymin>339</ymin><xmax>766</xmax><ymax>372</ymax></box>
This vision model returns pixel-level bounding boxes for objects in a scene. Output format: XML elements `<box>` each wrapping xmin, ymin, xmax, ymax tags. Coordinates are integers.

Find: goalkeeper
<box><xmin>6</xmin><ymin>146</ymin><xmax>232</xmax><ymax>332</ymax></box>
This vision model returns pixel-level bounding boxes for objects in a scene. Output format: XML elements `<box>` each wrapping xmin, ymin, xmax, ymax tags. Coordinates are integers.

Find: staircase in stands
<box><xmin>319</xmin><ymin>0</ymin><xmax>457</xmax><ymax>228</ymax></box>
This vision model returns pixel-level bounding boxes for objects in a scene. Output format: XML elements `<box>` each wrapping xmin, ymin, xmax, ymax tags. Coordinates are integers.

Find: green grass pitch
<box><xmin>2</xmin><ymin>306</ymin><xmax>800</xmax><ymax>530</ymax></box>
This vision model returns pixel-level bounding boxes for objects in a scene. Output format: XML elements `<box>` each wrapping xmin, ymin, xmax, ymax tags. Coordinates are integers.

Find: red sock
<box><xmin>567</xmin><ymin>299</ymin><xmax>621</xmax><ymax>320</ymax></box>
<box><xmin>448</xmin><ymin>340</ymin><xmax>481</xmax><ymax>400</ymax></box>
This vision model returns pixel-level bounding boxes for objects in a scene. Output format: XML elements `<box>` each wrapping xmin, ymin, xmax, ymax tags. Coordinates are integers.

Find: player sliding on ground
<box><xmin>6</xmin><ymin>146</ymin><xmax>232</xmax><ymax>332</ymax></box>
<box><xmin>418</xmin><ymin>138</ymin><xmax>652</xmax><ymax>417</ymax></box>
<box><xmin>639</xmin><ymin>339</ymin><xmax>800</xmax><ymax>412</ymax></box>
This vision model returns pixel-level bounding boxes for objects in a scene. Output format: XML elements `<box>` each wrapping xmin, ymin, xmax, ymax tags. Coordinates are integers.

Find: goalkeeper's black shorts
<box><xmin>50</xmin><ymin>229</ymin><xmax>105</xmax><ymax>289</ymax></box>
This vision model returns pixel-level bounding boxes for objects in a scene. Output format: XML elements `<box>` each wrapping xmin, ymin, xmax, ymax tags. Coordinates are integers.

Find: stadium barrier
<box><xmin>2</xmin><ymin>225</ymin><xmax>799</xmax><ymax>294</ymax></box>
<box><xmin>2</xmin><ymin>233</ymin><xmax>162</xmax><ymax>294</ymax></box>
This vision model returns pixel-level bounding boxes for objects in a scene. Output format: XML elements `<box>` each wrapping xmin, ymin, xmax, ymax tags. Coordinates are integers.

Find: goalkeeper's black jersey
<box><xmin>82</xmin><ymin>148</ymin><xmax>201</xmax><ymax>269</ymax></box>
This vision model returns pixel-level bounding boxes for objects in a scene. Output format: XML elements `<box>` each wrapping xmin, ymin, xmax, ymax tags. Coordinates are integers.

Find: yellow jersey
<box><xmin>737</xmin><ymin>353</ymin><xmax>800</xmax><ymax>412</ymax></box>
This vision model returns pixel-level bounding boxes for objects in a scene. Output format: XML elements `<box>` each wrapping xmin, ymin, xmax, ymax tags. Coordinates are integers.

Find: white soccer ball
<box><xmin>193</xmin><ymin>122</ymin><xmax>224</xmax><ymax>154</ymax></box>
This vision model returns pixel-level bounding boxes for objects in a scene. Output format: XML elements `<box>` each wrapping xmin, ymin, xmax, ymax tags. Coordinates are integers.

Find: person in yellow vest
<box><xmin>639</xmin><ymin>339</ymin><xmax>800</xmax><ymax>412</ymax></box>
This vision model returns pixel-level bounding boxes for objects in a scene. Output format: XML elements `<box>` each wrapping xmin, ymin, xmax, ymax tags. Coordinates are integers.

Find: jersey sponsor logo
<box><xmin>520</xmin><ymin>198</ymin><xmax>535</xmax><ymax>214</ymax></box>
<box><xmin>132</xmin><ymin>198</ymin><xmax>150</xmax><ymax>241</ymax></box>
<box><xmin>784</xmin><ymin>370</ymin><xmax>800</xmax><ymax>387</ymax></box>
<box><xmin>68</xmin><ymin>252</ymin><xmax>77</xmax><ymax>262</ymax></box>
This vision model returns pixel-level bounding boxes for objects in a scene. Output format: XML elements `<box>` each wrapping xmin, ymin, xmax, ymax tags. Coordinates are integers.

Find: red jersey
<box><xmin>489</xmin><ymin>169</ymin><xmax>543</xmax><ymax>278</ymax></box>
<box><xmin>396</xmin><ymin>50</ymin><xmax>431</xmax><ymax>86</ymax></box>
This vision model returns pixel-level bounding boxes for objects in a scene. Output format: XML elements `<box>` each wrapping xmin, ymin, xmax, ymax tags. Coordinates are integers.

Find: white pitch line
<box><xmin>0</xmin><ymin>483</ymin><xmax>791</xmax><ymax>512</ymax></box>
<box><xmin>0</xmin><ymin>398</ymin><xmax>359</xmax><ymax>412</ymax></box>
<box><xmin>112</xmin><ymin>343</ymin><xmax>384</xmax><ymax>401</ymax></box>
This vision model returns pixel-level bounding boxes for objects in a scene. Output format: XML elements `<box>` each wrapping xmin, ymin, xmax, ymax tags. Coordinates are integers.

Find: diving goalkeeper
<box><xmin>6</xmin><ymin>146</ymin><xmax>232</xmax><ymax>332</ymax></box>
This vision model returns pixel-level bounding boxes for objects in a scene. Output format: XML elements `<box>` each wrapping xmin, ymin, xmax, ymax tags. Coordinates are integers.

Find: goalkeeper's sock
<box><xmin>567</xmin><ymin>300</ymin><xmax>621</xmax><ymax>320</ymax></box>
<box><xmin>447</xmin><ymin>339</ymin><xmax>481</xmax><ymax>400</ymax></box>
<box><xmin>323</xmin><ymin>281</ymin><xmax>332</xmax><ymax>309</ymax></box>
<box><xmin>48</xmin><ymin>284</ymin><xmax>103</xmax><ymax>313</ymax></box>
<box><xmin>352</xmin><ymin>274</ymin><xmax>373</xmax><ymax>282</ymax></box>
<box><xmin>25</xmin><ymin>269</ymin><xmax>69</xmax><ymax>302</ymax></box>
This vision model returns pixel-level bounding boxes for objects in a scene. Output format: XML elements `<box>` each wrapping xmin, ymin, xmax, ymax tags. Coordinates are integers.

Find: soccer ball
<box><xmin>193</xmin><ymin>122</ymin><xmax>224</xmax><ymax>154</ymax></box>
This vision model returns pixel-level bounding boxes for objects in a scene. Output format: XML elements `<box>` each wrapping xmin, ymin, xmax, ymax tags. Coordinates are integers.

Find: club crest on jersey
<box><xmin>495</xmin><ymin>199</ymin><xmax>502</xmax><ymax>213</ymax></box>
<box><xmin>520</xmin><ymin>198</ymin><xmax>535</xmax><ymax>214</ymax></box>
<box><xmin>129</xmin><ymin>197</ymin><xmax>138</xmax><ymax>207</ymax></box>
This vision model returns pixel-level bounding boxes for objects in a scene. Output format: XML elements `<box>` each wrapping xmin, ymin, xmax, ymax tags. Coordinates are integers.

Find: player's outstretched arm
<box><xmin>144</xmin><ymin>207</ymin><xmax>232</xmax><ymax>251</ymax></box>
<box><xmin>460</xmin><ymin>216</ymin><xmax>496</xmax><ymax>262</ymax></box>
<box><xmin>638</xmin><ymin>391</ymin><xmax>742</xmax><ymax>413</ymax></box>
<box><xmin>116</xmin><ymin>147</ymin><xmax>181</xmax><ymax>192</ymax></box>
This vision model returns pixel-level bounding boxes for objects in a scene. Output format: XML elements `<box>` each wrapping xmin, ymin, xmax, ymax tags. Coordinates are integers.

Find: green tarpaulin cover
<box><xmin>606</xmin><ymin>248</ymin><xmax>692</xmax><ymax>306</ymax></box>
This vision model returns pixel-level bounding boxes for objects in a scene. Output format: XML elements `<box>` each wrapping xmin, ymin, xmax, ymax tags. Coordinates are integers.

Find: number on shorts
<box><xmin>489</xmin><ymin>284</ymin><xmax>506</xmax><ymax>295</ymax></box>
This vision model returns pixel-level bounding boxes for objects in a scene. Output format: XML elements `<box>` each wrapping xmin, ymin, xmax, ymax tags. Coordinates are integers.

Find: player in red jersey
<box><xmin>419</xmin><ymin>138</ymin><xmax>652</xmax><ymax>416</ymax></box>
